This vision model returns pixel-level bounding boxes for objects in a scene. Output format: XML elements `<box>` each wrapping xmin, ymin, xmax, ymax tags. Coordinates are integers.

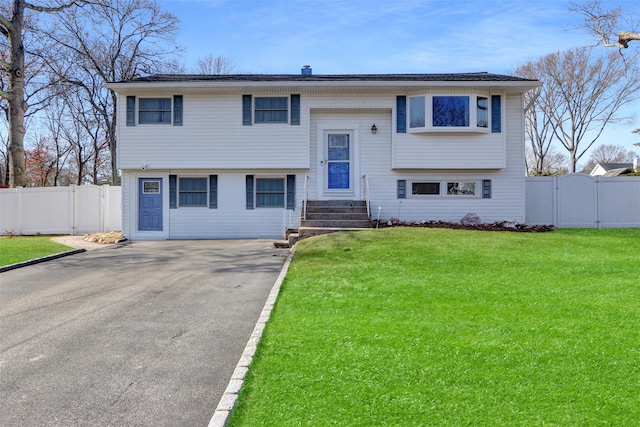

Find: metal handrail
<box><xmin>362</xmin><ymin>174</ymin><xmax>371</xmax><ymax>218</ymax></box>
<box><xmin>302</xmin><ymin>174</ymin><xmax>310</xmax><ymax>221</ymax></box>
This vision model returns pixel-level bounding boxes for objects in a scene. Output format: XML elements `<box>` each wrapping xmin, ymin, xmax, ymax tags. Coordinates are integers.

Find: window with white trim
<box><xmin>246</xmin><ymin>175</ymin><xmax>296</xmax><ymax>209</ymax></box>
<box><xmin>179</xmin><ymin>178</ymin><xmax>207</xmax><ymax>207</ymax></box>
<box><xmin>169</xmin><ymin>175</ymin><xmax>217</xmax><ymax>209</ymax></box>
<box><xmin>408</xmin><ymin>180</ymin><xmax>480</xmax><ymax>197</ymax></box>
<box><xmin>407</xmin><ymin>93</ymin><xmax>501</xmax><ymax>133</ymax></box>
<box><xmin>139</xmin><ymin>98</ymin><xmax>172</xmax><ymax>124</ymax></box>
<box><xmin>447</xmin><ymin>181</ymin><xmax>476</xmax><ymax>196</ymax></box>
<box><xmin>128</xmin><ymin>95</ymin><xmax>182</xmax><ymax>126</ymax></box>
<box><xmin>255</xmin><ymin>97</ymin><xmax>288</xmax><ymax>123</ymax></box>
<box><xmin>256</xmin><ymin>178</ymin><xmax>285</xmax><ymax>207</ymax></box>
<box><xmin>412</xmin><ymin>182</ymin><xmax>440</xmax><ymax>195</ymax></box>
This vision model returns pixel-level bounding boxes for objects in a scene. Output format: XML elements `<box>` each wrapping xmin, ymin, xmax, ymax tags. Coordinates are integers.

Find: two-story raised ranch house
<box><xmin>107</xmin><ymin>70</ymin><xmax>540</xmax><ymax>240</ymax></box>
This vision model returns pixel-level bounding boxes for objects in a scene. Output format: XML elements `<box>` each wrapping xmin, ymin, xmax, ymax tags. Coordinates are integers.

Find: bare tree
<box><xmin>516</xmin><ymin>47</ymin><xmax>640</xmax><ymax>172</ymax></box>
<box><xmin>571</xmin><ymin>1</ymin><xmax>640</xmax><ymax>49</ymax></box>
<box><xmin>41</xmin><ymin>95</ymin><xmax>73</xmax><ymax>185</ymax></box>
<box><xmin>525</xmin><ymin>145</ymin><xmax>569</xmax><ymax>176</ymax></box>
<box><xmin>47</xmin><ymin>0</ymin><xmax>181</xmax><ymax>185</ymax></box>
<box><xmin>579</xmin><ymin>143</ymin><xmax>638</xmax><ymax>173</ymax></box>
<box><xmin>195</xmin><ymin>54</ymin><xmax>238</xmax><ymax>75</ymax></box>
<box><xmin>0</xmin><ymin>0</ymin><xmax>84</xmax><ymax>187</ymax></box>
<box><xmin>515</xmin><ymin>63</ymin><xmax>560</xmax><ymax>175</ymax></box>
<box><xmin>634</xmin><ymin>128</ymin><xmax>640</xmax><ymax>148</ymax></box>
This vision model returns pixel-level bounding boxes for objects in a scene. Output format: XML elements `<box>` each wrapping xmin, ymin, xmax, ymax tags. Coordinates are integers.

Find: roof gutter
<box><xmin>107</xmin><ymin>79</ymin><xmax>542</xmax><ymax>95</ymax></box>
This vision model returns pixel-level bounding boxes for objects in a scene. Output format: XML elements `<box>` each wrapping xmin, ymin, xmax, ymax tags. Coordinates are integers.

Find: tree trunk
<box><xmin>7</xmin><ymin>0</ymin><xmax>27</xmax><ymax>187</ymax></box>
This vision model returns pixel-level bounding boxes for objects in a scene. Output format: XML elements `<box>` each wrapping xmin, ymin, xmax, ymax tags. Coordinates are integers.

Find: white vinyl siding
<box><xmin>117</xmin><ymin>93</ymin><xmax>309</xmax><ymax>170</ymax></box>
<box><xmin>122</xmin><ymin>171</ymin><xmax>304</xmax><ymax>240</ymax></box>
<box><xmin>119</xmin><ymin>90</ymin><xmax>528</xmax><ymax>240</ymax></box>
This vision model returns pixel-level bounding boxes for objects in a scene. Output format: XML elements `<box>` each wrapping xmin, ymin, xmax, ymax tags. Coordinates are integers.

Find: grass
<box><xmin>228</xmin><ymin>228</ymin><xmax>640</xmax><ymax>426</ymax></box>
<box><xmin>0</xmin><ymin>236</ymin><xmax>73</xmax><ymax>267</ymax></box>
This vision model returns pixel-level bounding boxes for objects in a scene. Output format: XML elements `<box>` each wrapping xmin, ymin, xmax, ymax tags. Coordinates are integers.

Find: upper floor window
<box><xmin>139</xmin><ymin>98</ymin><xmax>172</xmax><ymax>124</ymax></box>
<box><xmin>409</xmin><ymin>96</ymin><xmax>426</xmax><ymax>128</ymax></box>
<box><xmin>432</xmin><ymin>96</ymin><xmax>470</xmax><ymax>127</ymax></box>
<box><xmin>407</xmin><ymin>93</ymin><xmax>501</xmax><ymax>133</ymax></box>
<box><xmin>127</xmin><ymin>95</ymin><xmax>182</xmax><ymax>126</ymax></box>
<box><xmin>242</xmin><ymin>94</ymin><xmax>300</xmax><ymax>125</ymax></box>
<box><xmin>255</xmin><ymin>97</ymin><xmax>288</xmax><ymax>123</ymax></box>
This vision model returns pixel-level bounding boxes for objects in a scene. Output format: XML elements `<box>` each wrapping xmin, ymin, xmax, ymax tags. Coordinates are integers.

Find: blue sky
<box><xmin>158</xmin><ymin>0</ymin><xmax>639</xmax><ymax>156</ymax></box>
<box><xmin>160</xmin><ymin>0</ymin><xmax>591</xmax><ymax>74</ymax></box>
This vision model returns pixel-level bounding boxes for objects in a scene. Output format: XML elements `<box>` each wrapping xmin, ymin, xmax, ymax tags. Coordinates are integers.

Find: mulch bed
<box><xmin>373</xmin><ymin>220</ymin><xmax>556</xmax><ymax>232</ymax></box>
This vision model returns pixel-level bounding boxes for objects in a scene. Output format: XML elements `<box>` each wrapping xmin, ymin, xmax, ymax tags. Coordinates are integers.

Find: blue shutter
<box><xmin>491</xmin><ymin>95</ymin><xmax>501</xmax><ymax>133</ymax></box>
<box><xmin>482</xmin><ymin>179</ymin><xmax>492</xmax><ymax>199</ymax></box>
<box><xmin>126</xmin><ymin>96</ymin><xmax>136</xmax><ymax>126</ymax></box>
<box><xmin>397</xmin><ymin>180</ymin><xmax>406</xmax><ymax>199</ymax></box>
<box><xmin>169</xmin><ymin>175</ymin><xmax>177</xmax><ymax>208</ymax></box>
<box><xmin>246</xmin><ymin>175</ymin><xmax>254</xmax><ymax>209</ymax></box>
<box><xmin>290</xmin><ymin>94</ymin><xmax>300</xmax><ymax>125</ymax></box>
<box><xmin>242</xmin><ymin>95</ymin><xmax>252</xmax><ymax>126</ymax></box>
<box><xmin>396</xmin><ymin>96</ymin><xmax>406</xmax><ymax>133</ymax></box>
<box><xmin>173</xmin><ymin>95</ymin><xmax>183</xmax><ymax>126</ymax></box>
<box><xmin>286</xmin><ymin>175</ymin><xmax>295</xmax><ymax>210</ymax></box>
<box><xmin>209</xmin><ymin>175</ymin><xmax>218</xmax><ymax>209</ymax></box>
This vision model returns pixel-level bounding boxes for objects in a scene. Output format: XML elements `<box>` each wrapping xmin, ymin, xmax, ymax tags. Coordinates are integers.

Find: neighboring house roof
<box><xmin>603</xmin><ymin>167</ymin><xmax>633</xmax><ymax>177</ymax></box>
<box><xmin>590</xmin><ymin>162</ymin><xmax>634</xmax><ymax>176</ymax></box>
<box><xmin>107</xmin><ymin>72</ymin><xmax>541</xmax><ymax>95</ymax></box>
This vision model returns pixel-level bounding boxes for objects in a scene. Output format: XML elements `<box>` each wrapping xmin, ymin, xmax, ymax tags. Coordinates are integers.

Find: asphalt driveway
<box><xmin>0</xmin><ymin>240</ymin><xmax>290</xmax><ymax>426</ymax></box>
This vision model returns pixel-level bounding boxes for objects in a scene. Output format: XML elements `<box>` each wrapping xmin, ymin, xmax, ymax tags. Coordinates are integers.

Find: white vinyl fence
<box><xmin>0</xmin><ymin>185</ymin><xmax>121</xmax><ymax>235</ymax></box>
<box><xmin>526</xmin><ymin>174</ymin><xmax>640</xmax><ymax>228</ymax></box>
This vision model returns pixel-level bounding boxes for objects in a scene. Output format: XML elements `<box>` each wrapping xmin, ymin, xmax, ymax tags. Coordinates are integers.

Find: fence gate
<box><xmin>557</xmin><ymin>174</ymin><xmax>598</xmax><ymax>228</ymax></box>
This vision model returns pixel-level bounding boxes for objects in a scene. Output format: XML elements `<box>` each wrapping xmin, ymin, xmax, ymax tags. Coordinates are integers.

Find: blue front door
<box><xmin>139</xmin><ymin>178</ymin><xmax>162</xmax><ymax>231</ymax></box>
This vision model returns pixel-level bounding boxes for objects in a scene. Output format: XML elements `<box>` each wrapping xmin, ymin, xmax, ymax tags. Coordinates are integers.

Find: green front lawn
<box><xmin>0</xmin><ymin>236</ymin><xmax>73</xmax><ymax>267</ymax></box>
<box><xmin>229</xmin><ymin>228</ymin><xmax>640</xmax><ymax>426</ymax></box>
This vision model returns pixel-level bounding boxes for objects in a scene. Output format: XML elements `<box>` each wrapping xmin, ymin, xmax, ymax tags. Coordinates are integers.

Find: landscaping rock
<box><xmin>460</xmin><ymin>213</ymin><xmax>482</xmax><ymax>226</ymax></box>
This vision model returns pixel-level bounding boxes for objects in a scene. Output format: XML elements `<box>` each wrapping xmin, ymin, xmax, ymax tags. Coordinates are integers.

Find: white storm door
<box><xmin>326</xmin><ymin>133</ymin><xmax>351</xmax><ymax>191</ymax></box>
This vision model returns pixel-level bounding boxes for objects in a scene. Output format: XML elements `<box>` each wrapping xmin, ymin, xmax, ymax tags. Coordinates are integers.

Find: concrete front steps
<box><xmin>302</xmin><ymin>200</ymin><xmax>372</xmax><ymax>228</ymax></box>
<box><xmin>275</xmin><ymin>200</ymin><xmax>372</xmax><ymax>248</ymax></box>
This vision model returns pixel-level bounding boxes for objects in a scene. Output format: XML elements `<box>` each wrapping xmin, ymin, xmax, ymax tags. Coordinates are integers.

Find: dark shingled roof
<box><xmin>115</xmin><ymin>72</ymin><xmax>538</xmax><ymax>84</ymax></box>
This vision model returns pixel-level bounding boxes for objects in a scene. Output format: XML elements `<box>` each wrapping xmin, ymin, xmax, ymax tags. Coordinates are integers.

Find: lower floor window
<box><xmin>170</xmin><ymin>175</ymin><xmax>217</xmax><ymax>209</ymax></box>
<box><xmin>256</xmin><ymin>178</ymin><xmax>285</xmax><ymax>207</ymax></box>
<box><xmin>447</xmin><ymin>181</ymin><xmax>476</xmax><ymax>196</ymax></box>
<box><xmin>247</xmin><ymin>174</ymin><xmax>295</xmax><ymax>210</ymax></box>
<box><xmin>179</xmin><ymin>178</ymin><xmax>207</xmax><ymax>206</ymax></box>
<box><xmin>407</xmin><ymin>180</ymin><xmax>481</xmax><ymax>197</ymax></box>
<box><xmin>412</xmin><ymin>182</ymin><xmax>440</xmax><ymax>195</ymax></box>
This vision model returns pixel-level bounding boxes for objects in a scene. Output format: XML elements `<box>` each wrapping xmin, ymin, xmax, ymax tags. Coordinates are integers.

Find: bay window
<box><xmin>406</xmin><ymin>93</ymin><xmax>502</xmax><ymax>133</ymax></box>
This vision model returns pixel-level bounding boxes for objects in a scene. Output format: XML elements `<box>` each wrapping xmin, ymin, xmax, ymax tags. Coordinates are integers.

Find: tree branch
<box><xmin>23</xmin><ymin>1</ymin><xmax>81</xmax><ymax>13</ymax></box>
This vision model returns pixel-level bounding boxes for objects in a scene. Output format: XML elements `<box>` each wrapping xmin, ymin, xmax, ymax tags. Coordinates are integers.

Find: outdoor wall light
<box><xmin>371</xmin><ymin>124</ymin><xmax>377</xmax><ymax>134</ymax></box>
